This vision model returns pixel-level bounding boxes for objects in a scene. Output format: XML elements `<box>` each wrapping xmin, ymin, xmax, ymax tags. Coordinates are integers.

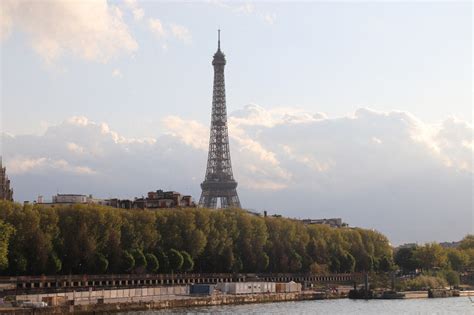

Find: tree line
<box><xmin>395</xmin><ymin>236</ymin><xmax>474</xmax><ymax>274</ymax></box>
<box><xmin>0</xmin><ymin>200</ymin><xmax>394</xmax><ymax>275</ymax></box>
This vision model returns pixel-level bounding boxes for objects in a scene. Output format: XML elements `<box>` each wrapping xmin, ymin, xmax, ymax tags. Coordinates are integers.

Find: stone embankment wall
<box><xmin>5</xmin><ymin>290</ymin><xmax>332</xmax><ymax>314</ymax></box>
<box><xmin>15</xmin><ymin>285</ymin><xmax>189</xmax><ymax>306</ymax></box>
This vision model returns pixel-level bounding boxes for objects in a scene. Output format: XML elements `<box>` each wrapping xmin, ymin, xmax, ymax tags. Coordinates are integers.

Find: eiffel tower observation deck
<box><xmin>199</xmin><ymin>30</ymin><xmax>241</xmax><ymax>209</ymax></box>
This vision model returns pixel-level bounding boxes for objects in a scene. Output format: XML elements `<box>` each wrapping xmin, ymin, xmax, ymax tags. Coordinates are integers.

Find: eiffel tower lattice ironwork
<box><xmin>199</xmin><ymin>30</ymin><xmax>241</xmax><ymax>209</ymax></box>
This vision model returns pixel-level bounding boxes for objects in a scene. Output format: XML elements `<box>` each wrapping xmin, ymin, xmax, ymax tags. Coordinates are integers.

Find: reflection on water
<box><xmin>120</xmin><ymin>297</ymin><xmax>473</xmax><ymax>315</ymax></box>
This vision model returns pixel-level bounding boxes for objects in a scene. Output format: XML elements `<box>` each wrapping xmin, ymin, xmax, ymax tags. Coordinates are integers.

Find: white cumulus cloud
<box><xmin>148</xmin><ymin>18</ymin><xmax>166</xmax><ymax>39</ymax></box>
<box><xmin>170</xmin><ymin>24</ymin><xmax>192</xmax><ymax>44</ymax></box>
<box><xmin>0</xmin><ymin>0</ymin><xmax>138</xmax><ymax>63</ymax></box>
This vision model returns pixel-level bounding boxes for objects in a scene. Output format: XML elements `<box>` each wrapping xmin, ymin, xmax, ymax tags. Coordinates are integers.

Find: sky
<box><xmin>0</xmin><ymin>0</ymin><xmax>472</xmax><ymax>245</ymax></box>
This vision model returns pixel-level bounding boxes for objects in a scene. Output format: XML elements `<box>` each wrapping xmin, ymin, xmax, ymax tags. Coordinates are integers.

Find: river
<box><xmin>121</xmin><ymin>297</ymin><xmax>473</xmax><ymax>314</ymax></box>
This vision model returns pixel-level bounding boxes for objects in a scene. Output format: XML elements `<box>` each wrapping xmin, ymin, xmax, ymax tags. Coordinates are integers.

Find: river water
<box><xmin>123</xmin><ymin>297</ymin><xmax>473</xmax><ymax>314</ymax></box>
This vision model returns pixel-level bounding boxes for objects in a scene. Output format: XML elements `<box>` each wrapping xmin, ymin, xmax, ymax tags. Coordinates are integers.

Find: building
<box><xmin>301</xmin><ymin>218</ymin><xmax>345</xmax><ymax>228</ymax></box>
<box><xmin>216</xmin><ymin>282</ymin><xmax>276</xmax><ymax>294</ymax></box>
<box><xmin>132</xmin><ymin>190</ymin><xmax>195</xmax><ymax>209</ymax></box>
<box><xmin>52</xmin><ymin>194</ymin><xmax>88</xmax><ymax>204</ymax></box>
<box><xmin>199</xmin><ymin>30</ymin><xmax>241</xmax><ymax>209</ymax></box>
<box><xmin>0</xmin><ymin>157</ymin><xmax>14</xmax><ymax>201</ymax></box>
<box><xmin>439</xmin><ymin>241</ymin><xmax>461</xmax><ymax>248</ymax></box>
<box><xmin>37</xmin><ymin>190</ymin><xmax>195</xmax><ymax>210</ymax></box>
<box><xmin>38</xmin><ymin>194</ymin><xmax>108</xmax><ymax>206</ymax></box>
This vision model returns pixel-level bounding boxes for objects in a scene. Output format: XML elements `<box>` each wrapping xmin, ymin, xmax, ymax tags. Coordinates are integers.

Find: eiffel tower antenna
<box><xmin>199</xmin><ymin>30</ymin><xmax>241</xmax><ymax>209</ymax></box>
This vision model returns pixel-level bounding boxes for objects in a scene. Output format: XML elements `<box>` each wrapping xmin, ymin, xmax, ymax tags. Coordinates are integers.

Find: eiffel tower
<box><xmin>199</xmin><ymin>30</ymin><xmax>241</xmax><ymax>209</ymax></box>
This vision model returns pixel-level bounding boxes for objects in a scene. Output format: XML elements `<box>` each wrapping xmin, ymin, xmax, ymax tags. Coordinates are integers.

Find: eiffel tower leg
<box><xmin>199</xmin><ymin>190</ymin><xmax>219</xmax><ymax>209</ymax></box>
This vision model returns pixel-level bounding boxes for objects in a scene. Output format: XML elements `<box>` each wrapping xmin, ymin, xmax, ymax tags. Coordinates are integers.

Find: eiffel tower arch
<box><xmin>199</xmin><ymin>30</ymin><xmax>241</xmax><ymax>209</ymax></box>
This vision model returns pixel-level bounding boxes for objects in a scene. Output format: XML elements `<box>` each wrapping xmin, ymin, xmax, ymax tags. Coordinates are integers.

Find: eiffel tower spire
<box><xmin>199</xmin><ymin>30</ymin><xmax>241</xmax><ymax>209</ymax></box>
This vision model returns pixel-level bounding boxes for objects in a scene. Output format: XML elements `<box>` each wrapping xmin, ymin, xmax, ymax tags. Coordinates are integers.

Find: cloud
<box><xmin>210</xmin><ymin>1</ymin><xmax>276</xmax><ymax>25</ymax></box>
<box><xmin>162</xmin><ymin>116</ymin><xmax>208</xmax><ymax>150</ymax></box>
<box><xmin>0</xmin><ymin>0</ymin><xmax>138</xmax><ymax>64</ymax></box>
<box><xmin>8</xmin><ymin>157</ymin><xmax>95</xmax><ymax>175</ymax></box>
<box><xmin>1</xmin><ymin>106</ymin><xmax>472</xmax><ymax>243</ymax></box>
<box><xmin>210</xmin><ymin>1</ymin><xmax>255</xmax><ymax>14</ymax></box>
<box><xmin>230</xmin><ymin>104</ymin><xmax>326</xmax><ymax>128</ymax></box>
<box><xmin>112</xmin><ymin>68</ymin><xmax>123</xmax><ymax>78</ymax></box>
<box><xmin>170</xmin><ymin>24</ymin><xmax>192</xmax><ymax>44</ymax></box>
<box><xmin>124</xmin><ymin>0</ymin><xmax>144</xmax><ymax>21</ymax></box>
<box><xmin>263</xmin><ymin>13</ymin><xmax>277</xmax><ymax>25</ymax></box>
<box><xmin>148</xmin><ymin>18</ymin><xmax>166</xmax><ymax>39</ymax></box>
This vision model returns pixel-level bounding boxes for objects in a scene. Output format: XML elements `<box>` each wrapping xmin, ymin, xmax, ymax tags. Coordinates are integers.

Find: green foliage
<box><xmin>145</xmin><ymin>253</ymin><xmax>159</xmax><ymax>273</ymax></box>
<box><xmin>0</xmin><ymin>201</ymin><xmax>420</xmax><ymax>275</ymax></box>
<box><xmin>47</xmin><ymin>252</ymin><xmax>62</xmax><ymax>274</ymax></box>
<box><xmin>459</xmin><ymin>234</ymin><xmax>474</xmax><ymax>250</ymax></box>
<box><xmin>413</xmin><ymin>243</ymin><xmax>448</xmax><ymax>271</ymax></box>
<box><xmin>442</xmin><ymin>270</ymin><xmax>460</xmax><ymax>288</ymax></box>
<box><xmin>395</xmin><ymin>247</ymin><xmax>420</xmax><ymax>273</ymax></box>
<box><xmin>340</xmin><ymin>252</ymin><xmax>356</xmax><ymax>273</ymax></box>
<box><xmin>257</xmin><ymin>252</ymin><xmax>269</xmax><ymax>272</ymax></box>
<box><xmin>155</xmin><ymin>249</ymin><xmax>169</xmax><ymax>273</ymax></box>
<box><xmin>0</xmin><ymin>218</ymin><xmax>14</xmax><ymax>270</ymax></box>
<box><xmin>131</xmin><ymin>249</ymin><xmax>147</xmax><ymax>273</ymax></box>
<box><xmin>120</xmin><ymin>250</ymin><xmax>135</xmax><ymax>273</ymax></box>
<box><xmin>378</xmin><ymin>255</ymin><xmax>394</xmax><ymax>272</ymax></box>
<box><xmin>168</xmin><ymin>249</ymin><xmax>183</xmax><ymax>272</ymax></box>
<box><xmin>181</xmin><ymin>251</ymin><xmax>194</xmax><ymax>272</ymax></box>
<box><xmin>93</xmin><ymin>253</ymin><xmax>109</xmax><ymax>274</ymax></box>
<box><xmin>403</xmin><ymin>275</ymin><xmax>447</xmax><ymax>290</ymax></box>
<box><xmin>309</xmin><ymin>262</ymin><xmax>329</xmax><ymax>274</ymax></box>
<box><xmin>446</xmin><ymin>249</ymin><xmax>468</xmax><ymax>272</ymax></box>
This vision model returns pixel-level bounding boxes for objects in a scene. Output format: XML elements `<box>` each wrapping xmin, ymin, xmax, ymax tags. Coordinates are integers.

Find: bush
<box><xmin>145</xmin><ymin>253</ymin><xmax>159</xmax><ymax>273</ymax></box>
<box><xmin>168</xmin><ymin>249</ymin><xmax>183</xmax><ymax>272</ymax></box>
<box><xmin>155</xmin><ymin>249</ymin><xmax>169</xmax><ymax>273</ymax></box>
<box><xmin>181</xmin><ymin>251</ymin><xmax>194</xmax><ymax>272</ymax></box>
<box><xmin>94</xmin><ymin>253</ymin><xmax>109</xmax><ymax>274</ymax></box>
<box><xmin>403</xmin><ymin>275</ymin><xmax>447</xmax><ymax>290</ymax></box>
<box><xmin>47</xmin><ymin>252</ymin><xmax>62</xmax><ymax>274</ymax></box>
<box><xmin>309</xmin><ymin>262</ymin><xmax>329</xmax><ymax>275</ymax></box>
<box><xmin>120</xmin><ymin>250</ymin><xmax>135</xmax><ymax>273</ymax></box>
<box><xmin>131</xmin><ymin>249</ymin><xmax>147</xmax><ymax>273</ymax></box>
<box><xmin>443</xmin><ymin>270</ymin><xmax>460</xmax><ymax>288</ymax></box>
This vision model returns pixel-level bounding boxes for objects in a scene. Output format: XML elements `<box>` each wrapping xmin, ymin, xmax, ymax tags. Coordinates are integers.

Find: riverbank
<box><xmin>1</xmin><ymin>290</ymin><xmax>342</xmax><ymax>314</ymax></box>
<box><xmin>3</xmin><ymin>287</ymin><xmax>473</xmax><ymax>314</ymax></box>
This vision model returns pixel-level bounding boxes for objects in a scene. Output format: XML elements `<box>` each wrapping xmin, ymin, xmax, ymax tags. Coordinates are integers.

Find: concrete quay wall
<box><xmin>4</xmin><ymin>291</ymin><xmax>334</xmax><ymax>314</ymax></box>
<box><xmin>15</xmin><ymin>285</ymin><xmax>189</xmax><ymax>305</ymax></box>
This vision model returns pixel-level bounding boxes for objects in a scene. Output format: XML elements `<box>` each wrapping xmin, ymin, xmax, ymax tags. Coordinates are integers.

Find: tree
<box><xmin>340</xmin><ymin>252</ymin><xmax>356</xmax><ymax>273</ymax></box>
<box><xmin>120</xmin><ymin>250</ymin><xmax>135</xmax><ymax>273</ymax></box>
<box><xmin>94</xmin><ymin>253</ymin><xmax>109</xmax><ymax>274</ymax></box>
<box><xmin>145</xmin><ymin>253</ymin><xmax>159</xmax><ymax>273</ymax></box>
<box><xmin>330</xmin><ymin>256</ymin><xmax>341</xmax><ymax>273</ymax></box>
<box><xmin>309</xmin><ymin>262</ymin><xmax>329</xmax><ymax>274</ymax></box>
<box><xmin>0</xmin><ymin>200</ymin><xmax>401</xmax><ymax>276</ymax></box>
<box><xmin>0</xmin><ymin>219</ymin><xmax>14</xmax><ymax>270</ymax></box>
<box><xmin>168</xmin><ymin>249</ymin><xmax>183</xmax><ymax>272</ymax></box>
<box><xmin>232</xmin><ymin>256</ymin><xmax>243</xmax><ymax>273</ymax></box>
<box><xmin>443</xmin><ymin>270</ymin><xmax>460</xmax><ymax>288</ymax></box>
<box><xmin>395</xmin><ymin>247</ymin><xmax>420</xmax><ymax>273</ymax></box>
<box><xmin>414</xmin><ymin>243</ymin><xmax>448</xmax><ymax>271</ymax></box>
<box><xmin>131</xmin><ymin>249</ymin><xmax>147</xmax><ymax>273</ymax></box>
<box><xmin>459</xmin><ymin>235</ymin><xmax>474</xmax><ymax>250</ymax></box>
<box><xmin>47</xmin><ymin>252</ymin><xmax>62</xmax><ymax>274</ymax></box>
<box><xmin>257</xmin><ymin>252</ymin><xmax>269</xmax><ymax>272</ymax></box>
<box><xmin>446</xmin><ymin>249</ymin><xmax>468</xmax><ymax>272</ymax></box>
<box><xmin>378</xmin><ymin>255</ymin><xmax>394</xmax><ymax>272</ymax></box>
<box><xmin>289</xmin><ymin>251</ymin><xmax>303</xmax><ymax>272</ymax></box>
<box><xmin>155</xmin><ymin>249</ymin><xmax>170</xmax><ymax>273</ymax></box>
<box><xmin>181</xmin><ymin>251</ymin><xmax>194</xmax><ymax>272</ymax></box>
